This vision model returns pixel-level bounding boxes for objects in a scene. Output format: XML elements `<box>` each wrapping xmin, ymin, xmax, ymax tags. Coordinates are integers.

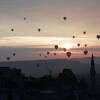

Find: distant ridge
<box><xmin>0</xmin><ymin>58</ymin><xmax>99</xmax><ymax>77</ymax></box>
<box><xmin>72</xmin><ymin>57</ymin><xmax>100</xmax><ymax>64</ymax></box>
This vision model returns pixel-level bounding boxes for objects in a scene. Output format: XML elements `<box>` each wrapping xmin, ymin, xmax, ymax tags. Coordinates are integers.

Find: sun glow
<box><xmin>60</xmin><ymin>44</ymin><xmax>73</xmax><ymax>49</ymax></box>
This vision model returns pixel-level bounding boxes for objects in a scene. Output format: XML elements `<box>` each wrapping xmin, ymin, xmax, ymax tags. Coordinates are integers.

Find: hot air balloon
<box><xmin>63</xmin><ymin>16</ymin><xmax>67</xmax><ymax>21</ymax></box>
<box><xmin>72</xmin><ymin>36</ymin><xmax>75</xmax><ymax>39</ymax></box>
<box><xmin>96</xmin><ymin>34</ymin><xmax>100</xmax><ymax>39</ymax></box>
<box><xmin>38</xmin><ymin>28</ymin><xmax>41</xmax><ymax>32</ymax></box>
<box><xmin>77</xmin><ymin>44</ymin><xmax>80</xmax><ymax>47</ymax></box>
<box><xmin>54</xmin><ymin>45</ymin><xmax>58</xmax><ymax>50</ymax></box>
<box><xmin>6</xmin><ymin>57</ymin><xmax>10</xmax><ymax>61</ymax></box>
<box><xmin>13</xmin><ymin>53</ymin><xmax>16</xmax><ymax>56</ymax></box>
<box><xmin>63</xmin><ymin>48</ymin><xmax>66</xmax><ymax>52</ymax></box>
<box><xmin>45</xmin><ymin>56</ymin><xmax>47</xmax><ymax>58</ymax></box>
<box><xmin>83</xmin><ymin>31</ymin><xmax>86</xmax><ymax>35</ymax></box>
<box><xmin>54</xmin><ymin>53</ymin><xmax>56</xmax><ymax>56</ymax></box>
<box><xmin>11</xmin><ymin>29</ymin><xmax>14</xmax><ymax>32</ymax></box>
<box><xmin>24</xmin><ymin>18</ymin><xmax>27</xmax><ymax>20</ymax></box>
<box><xmin>39</xmin><ymin>53</ymin><xmax>41</xmax><ymax>56</ymax></box>
<box><xmin>84</xmin><ymin>50</ymin><xmax>88</xmax><ymax>55</ymax></box>
<box><xmin>84</xmin><ymin>44</ymin><xmax>87</xmax><ymax>48</ymax></box>
<box><xmin>66</xmin><ymin>52</ymin><xmax>72</xmax><ymax>58</ymax></box>
<box><xmin>47</xmin><ymin>52</ymin><xmax>50</xmax><ymax>55</ymax></box>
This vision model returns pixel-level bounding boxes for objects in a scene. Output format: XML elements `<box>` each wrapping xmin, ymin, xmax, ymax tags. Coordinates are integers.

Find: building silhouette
<box><xmin>90</xmin><ymin>54</ymin><xmax>96</xmax><ymax>92</ymax></box>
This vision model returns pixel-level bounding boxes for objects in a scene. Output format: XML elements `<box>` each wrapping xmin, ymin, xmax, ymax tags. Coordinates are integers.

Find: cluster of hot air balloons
<box><xmin>38</xmin><ymin>44</ymin><xmax>59</xmax><ymax>59</ymax></box>
<box><xmin>71</xmin><ymin>30</ymin><xmax>87</xmax><ymax>39</ymax></box>
<box><xmin>39</xmin><ymin>28</ymin><xmax>91</xmax><ymax>59</ymax></box>
<box><xmin>10</xmin><ymin>17</ymin><xmax>43</xmax><ymax>33</ymax></box>
<box><xmin>38</xmin><ymin>51</ymin><xmax>58</xmax><ymax>59</ymax></box>
<box><xmin>82</xmin><ymin>31</ymin><xmax>88</xmax><ymax>55</ymax></box>
<box><xmin>77</xmin><ymin>43</ymin><xmax>87</xmax><ymax>48</ymax></box>
<box><xmin>73</xmin><ymin>31</ymin><xmax>89</xmax><ymax>55</ymax></box>
<box><xmin>6</xmin><ymin>53</ymin><xmax>16</xmax><ymax>61</ymax></box>
<box><xmin>54</xmin><ymin>45</ymin><xmax>72</xmax><ymax>58</ymax></box>
<box><xmin>7</xmin><ymin>15</ymin><xmax>100</xmax><ymax>62</ymax></box>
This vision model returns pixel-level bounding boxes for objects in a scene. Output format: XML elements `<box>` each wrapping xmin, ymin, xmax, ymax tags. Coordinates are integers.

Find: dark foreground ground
<box><xmin>0</xmin><ymin>67</ymin><xmax>100</xmax><ymax>100</ymax></box>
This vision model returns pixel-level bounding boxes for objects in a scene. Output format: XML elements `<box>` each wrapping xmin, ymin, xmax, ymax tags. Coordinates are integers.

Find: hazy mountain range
<box><xmin>0</xmin><ymin>57</ymin><xmax>99</xmax><ymax>78</ymax></box>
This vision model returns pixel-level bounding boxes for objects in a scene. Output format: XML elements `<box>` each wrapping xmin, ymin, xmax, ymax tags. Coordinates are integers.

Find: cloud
<box><xmin>0</xmin><ymin>36</ymin><xmax>99</xmax><ymax>49</ymax></box>
<box><xmin>0</xmin><ymin>0</ymin><xmax>100</xmax><ymax>46</ymax></box>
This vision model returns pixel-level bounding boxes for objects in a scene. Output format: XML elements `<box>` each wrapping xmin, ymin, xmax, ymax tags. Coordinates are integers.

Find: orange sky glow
<box><xmin>0</xmin><ymin>0</ymin><xmax>100</xmax><ymax>61</ymax></box>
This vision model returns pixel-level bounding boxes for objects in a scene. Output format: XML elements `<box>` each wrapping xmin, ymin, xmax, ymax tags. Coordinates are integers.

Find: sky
<box><xmin>0</xmin><ymin>0</ymin><xmax>100</xmax><ymax>61</ymax></box>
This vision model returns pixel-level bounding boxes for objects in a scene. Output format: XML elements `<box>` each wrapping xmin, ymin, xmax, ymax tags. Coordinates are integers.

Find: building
<box><xmin>90</xmin><ymin>54</ymin><xmax>96</xmax><ymax>92</ymax></box>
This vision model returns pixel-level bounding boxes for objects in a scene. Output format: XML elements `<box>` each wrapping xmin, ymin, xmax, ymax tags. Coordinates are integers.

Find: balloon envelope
<box><xmin>6</xmin><ymin>57</ymin><xmax>10</xmax><ymax>61</ymax></box>
<box><xmin>47</xmin><ymin>52</ymin><xmax>50</xmax><ymax>55</ymax></box>
<box><xmin>38</xmin><ymin>28</ymin><xmax>41</xmax><ymax>32</ymax></box>
<box><xmin>39</xmin><ymin>53</ymin><xmax>41</xmax><ymax>56</ymax></box>
<box><xmin>13</xmin><ymin>53</ymin><xmax>16</xmax><ymax>56</ymax></box>
<box><xmin>55</xmin><ymin>45</ymin><xmax>58</xmax><ymax>50</ymax></box>
<box><xmin>84</xmin><ymin>44</ymin><xmax>87</xmax><ymax>48</ymax></box>
<box><xmin>24</xmin><ymin>18</ymin><xmax>27</xmax><ymax>20</ymax></box>
<box><xmin>45</xmin><ymin>56</ymin><xmax>47</xmax><ymax>58</ymax></box>
<box><xmin>66</xmin><ymin>52</ymin><xmax>71</xmax><ymax>58</ymax></box>
<box><xmin>77</xmin><ymin>44</ymin><xmax>80</xmax><ymax>47</ymax></box>
<box><xmin>11</xmin><ymin>29</ymin><xmax>14</xmax><ymax>32</ymax></box>
<box><xmin>54</xmin><ymin>53</ymin><xmax>56</xmax><ymax>56</ymax></box>
<box><xmin>84</xmin><ymin>50</ymin><xmax>88</xmax><ymax>55</ymax></box>
<box><xmin>96</xmin><ymin>34</ymin><xmax>100</xmax><ymax>39</ymax></box>
<box><xmin>63</xmin><ymin>16</ymin><xmax>67</xmax><ymax>21</ymax></box>
<box><xmin>63</xmin><ymin>48</ymin><xmax>66</xmax><ymax>52</ymax></box>
<box><xmin>72</xmin><ymin>36</ymin><xmax>75</xmax><ymax>39</ymax></box>
<box><xmin>83</xmin><ymin>31</ymin><xmax>86</xmax><ymax>35</ymax></box>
